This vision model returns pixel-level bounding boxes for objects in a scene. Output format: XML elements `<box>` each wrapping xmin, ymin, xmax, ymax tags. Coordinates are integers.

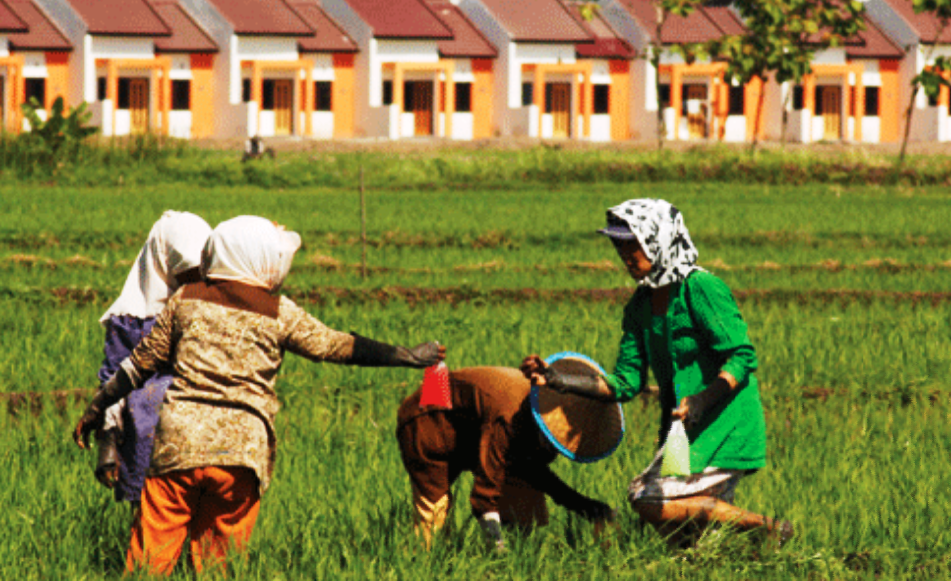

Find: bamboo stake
<box><xmin>360</xmin><ymin>165</ymin><xmax>367</xmax><ymax>279</ymax></box>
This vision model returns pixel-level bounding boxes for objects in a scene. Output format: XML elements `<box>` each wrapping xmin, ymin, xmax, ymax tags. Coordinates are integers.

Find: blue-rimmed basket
<box><xmin>530</xmin><ymin>352</ymin><xmax>625</xmax><ymax>463</ymax></box>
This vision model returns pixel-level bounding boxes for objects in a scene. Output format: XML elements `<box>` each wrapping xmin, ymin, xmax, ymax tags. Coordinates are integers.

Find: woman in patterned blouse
<box><xmin>74</xmin><ymin>216</ymin><xmax>445</xmax><ymax>575</ymax></box>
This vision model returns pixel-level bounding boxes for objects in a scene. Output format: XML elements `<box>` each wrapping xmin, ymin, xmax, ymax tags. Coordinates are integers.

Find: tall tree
<box><xmin>899</xmin><ymin>0</ymin><xmax>951</xmax><ymax>164</ymax></box>
<box><xmin>708</xmin><ymin>0</ymin><xmax>865</xmax><ymax>152</ymax></box>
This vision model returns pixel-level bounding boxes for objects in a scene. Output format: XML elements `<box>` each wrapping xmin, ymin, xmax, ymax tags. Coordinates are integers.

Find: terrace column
<box><xmin>671</xmin><ymin>65</ymin><xmax>682</xmax><ymax>141</ymax></box>
<box><xmin>853</xmin><ymin>63</ymin><xmax>864</xmax><ymax>143</ymax></box>
<box><xmin>583</xmin><ymin>67</ymin><xmax>592</xmax><ymax>139</ymax></box>
<box><xmin>304</xmin><ymin>61</ymin><xmax>314</xmax><ymax>137</ymax></box>
<box><xmin>163</xmin><ymin>58</ymin><xmax>172</xmax><ymax>136</ymax></box>
<box><xmin>444</xmin><ymin>61</ymin><xmax>454</xmax><ymax>139</ymax></box>
<box><xmin>803</xmin><ymin>73</ymin><xmax>816</xmax><ymax>143</ymax></box>
<box><xmin>150</xmin><ymin>68</ymin><xmax>159</xmax><ymax>133</ymax></box>
<box><xmin>108</xmin><ymin>60</ymin><xmax>119</xmax><ymax>137</ymax></box>
<box><xmin>394</xmin><ymin>65</ymin><xmax>404</xmax><ymax>138</ymax></box>
<box><xmin>534</xmin><ymin>66</ymin><xmax>544</xmax><ymax>139</ymax></box>
<box><xmin>717</xmin><ymin>75</ymin><xmax>729</xmax><ymax>140</ymax></box>
<box><xmin>252</xmin><ymin>62</ymin><xmax>262</xmax><ymax>136</ymax></box>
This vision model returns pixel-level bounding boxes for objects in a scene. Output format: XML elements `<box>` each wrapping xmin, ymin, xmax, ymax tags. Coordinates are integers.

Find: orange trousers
<box><xmin>126</xmin><ymin>466</ymin><xmax>261</xmax><ymax>576</ymax></box>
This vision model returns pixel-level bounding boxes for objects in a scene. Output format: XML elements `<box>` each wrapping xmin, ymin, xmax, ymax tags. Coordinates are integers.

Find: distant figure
<box><xmin>242</xmin><ymin>135</ymin><xmax>274</xmax><ymax>162</ymax></box>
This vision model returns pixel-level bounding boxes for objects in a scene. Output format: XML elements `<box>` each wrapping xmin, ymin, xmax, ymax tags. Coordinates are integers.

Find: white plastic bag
<box><xmin>660</xmin><ymin>420</ymin><xmax>691</xmax><ymax>477</ymax></box>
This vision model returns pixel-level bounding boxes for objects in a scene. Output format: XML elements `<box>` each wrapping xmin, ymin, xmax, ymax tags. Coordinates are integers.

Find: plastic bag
<box><xmin>419</xmin><ymin>362</ymin><xmax>452</xmax><ymax>409</ymax></box>
<box><xmin>660</xmin><ymin>419</ymin><xmax>690</xmax><ymax>477</ymax></box>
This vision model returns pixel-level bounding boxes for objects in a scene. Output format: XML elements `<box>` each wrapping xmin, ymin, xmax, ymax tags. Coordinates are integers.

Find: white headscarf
<box><xmin>606</xmin><ymin>199</ymin><xmax>702</xmax><ymax>288</ymax></box>
<box><xmin>201</xmin><ymin>216</ymin><xmax>301</xmax><ymax>292</ymax></box>
<box><xmin>100</xmin><ymin>211</ymin><xmax>212</xmax><ymax>325</ymax></box>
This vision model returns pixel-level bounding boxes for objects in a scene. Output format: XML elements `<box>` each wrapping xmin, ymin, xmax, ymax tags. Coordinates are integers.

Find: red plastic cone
<box><xmin>419</xmin><ymin>362</ymin><xmax>451</xmax><ymax>409</ymax></box>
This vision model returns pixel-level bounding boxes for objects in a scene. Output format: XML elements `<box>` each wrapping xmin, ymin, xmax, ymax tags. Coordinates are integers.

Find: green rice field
<box><xmin>1</xmin><ymin>174</ymin><xmax>949</xmax><ymax>579</ymax></box>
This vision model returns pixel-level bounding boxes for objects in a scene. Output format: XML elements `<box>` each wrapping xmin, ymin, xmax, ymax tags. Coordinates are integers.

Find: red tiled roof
<box><xmin>6</xmin><ymin>0</ymin><xmax>71</xmax><ymax>50</ymax></box>
<box><xmin>617</xmin><ymin>0</ymin><xmax>743</xmax><ymax>44</ymax></box>
<box><xmin>150</xmin><ymin>1</ymin><xmax>218</xmax><ymax>52</ymax></box>
<box><xmin>69</xmin><ymin>0</ymin><xmax>171</xmax><ymax>36</ymax></box>
<box><xmin>291</xmin><ymin>1</ymin><xmax>358</xmax><ymax>53</ymax></box>
<box><xmin>701</xmin><ymin>6</ymin><xmax>744</xmax><ymax>36</ymax></box>
<box><xmin>204</xmin><ymin>0</ymin><xmax>314</xmax><ymax>36</ymax></box>
<box><xmin>842</xmin><ymin>17</ymin><xmax>904</xmax><ymax>59</ymax></box>
<box><xmin>0</xmin><ymin>0</ymin><xmax>27</xmax><ymax>33</ymax></box>
<box><xmin>883</xmin><ymin>0</ymin><xmax>951</xmax><ymax>43</ymax></box>
<box><xmin>479</xmin><ymin>0</ymin><xmax>592</xmax><ymax>43</ymax></box>
<box><xmin>564</xmin><ymin>1</ymin><xmax>635</xmax><ymax>59</ymax></box>
<box><xmin>344</xmin><ymin>0</ymin><xmax>452</xmax><ymax>39</ymax></box>
<box><xmin>426</xmin><ymin>2</ymin><xmax>497</xmax><ymax>58</ymax></box>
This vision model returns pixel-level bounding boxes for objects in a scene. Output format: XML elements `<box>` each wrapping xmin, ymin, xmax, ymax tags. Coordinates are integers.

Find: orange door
<box><xmin>0</xmin><ymin>76</ymin><xmax>5</xmax><ymax>130</ymax></box>
<box><xmin>686</xmin><ymin>84</ymin><xmax>708</xmax><ymax>138</ymax></box>
<box><xmin>274</xmin><ymin>80</ymin><xmax>293</xmax><ymax>135</ymax></box>
<box><xmin>821</xmin><ymin>86</ymin><xmax>841</xmax><ymax>140</ymax></box>
<box><xmin>129</xmin><ymin>79</ymin><xmax>149</xmax><ymax>134</ymax></box>
<box><xmin>413</xmin><ymin>82</ymin><xmax>433</xmax><ymax>136</ymax></box>
<box><xmin>550</xmin><ymin>83</ymin><xmax>571</xmax><ymax>138</ymax></box>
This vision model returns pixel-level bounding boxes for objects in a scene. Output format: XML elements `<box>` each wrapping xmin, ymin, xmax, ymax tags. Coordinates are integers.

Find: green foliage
<box><xmin>901</xmin><ymin>0</ymin><xmax>951</xmax><ymax>162</ymax></box>
<box><xmin>913</xmin><ymin>55</ymin><xmax>951</xmax><ymax>102</ymax></box>
<box><xmin>2</xmin><ymin>179</ymin><xmax>951</xmax><ymax>578</ymax></box>
<box><xmin>20</xmin><ymin>96</ymin><xmax>98</xmax><ymax>168</ymax></box>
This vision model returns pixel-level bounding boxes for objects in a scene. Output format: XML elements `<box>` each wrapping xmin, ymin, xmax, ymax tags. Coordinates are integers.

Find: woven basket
<box><xmin>531</xmin><ymin>352</ymin><xmax>625</xmax><ymax>463</ymax></box>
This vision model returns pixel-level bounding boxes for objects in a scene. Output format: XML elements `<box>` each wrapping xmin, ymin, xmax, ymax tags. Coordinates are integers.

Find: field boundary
<box><xmin>11</xmin><ymin>286</ymin><xmax>951</xmax><ymax>307</ymax></box>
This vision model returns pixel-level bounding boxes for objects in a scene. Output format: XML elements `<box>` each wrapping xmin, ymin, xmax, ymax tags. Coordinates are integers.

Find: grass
<box><xmin>1</xmin><ymin>167</ymin><xmax>949</xmax><ymax>578</ymax></box>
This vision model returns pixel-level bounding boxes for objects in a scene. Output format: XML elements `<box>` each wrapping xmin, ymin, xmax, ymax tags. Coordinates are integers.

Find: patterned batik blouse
<box><xmin>126</xmin><ymin>280</ymin><xmax>356</xmax><ymax>493</ymax></box>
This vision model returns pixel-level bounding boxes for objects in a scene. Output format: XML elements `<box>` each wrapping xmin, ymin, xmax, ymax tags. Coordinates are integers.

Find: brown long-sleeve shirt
<box><xmin>125</xmin><ymin>280</ymin><xmax>355</xmax><ymax>493</ymax></box>
<box><xmin>397</xmin><ymin>367</ymin><xmax>595</xmax><ymax>517</ymax></box>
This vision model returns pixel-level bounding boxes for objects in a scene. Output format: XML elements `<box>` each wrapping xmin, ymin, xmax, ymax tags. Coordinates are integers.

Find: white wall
<box><xmin>723</xmin><ymin>115</ymin><xmax>746</xmax><ymax>142</ymax></box>
<box><xmin>590</xmin><ymin>114</ymin><xmax>610</xmax><ymax>141</ymax></box>
<box><xmin>321</xmin><ymin>0</ymin><xmax>374</xmax><ymax>136</ymax></box>
<box><xmin>169</xmin><ymin>111</ymin><xmax>192</xmax><ymax>138</ymax></box>
<box><xmin>310</xmin><ymin>111</ymin><xmax>334</xmax><ymax>139</ymax></box>
<box><xmin>459</xmin><ymin>0</ymin><xmax>509</xmax><ymax>134</ymax></box>
<box><xmin>30</xmin><ymin>0</ymin><xmax>86</xmax><ymax>105</ymax></box>
<box><xmin>21</xmin><ymin>51</ymin><xmax>48</xmax><ymax>78</ymax></box>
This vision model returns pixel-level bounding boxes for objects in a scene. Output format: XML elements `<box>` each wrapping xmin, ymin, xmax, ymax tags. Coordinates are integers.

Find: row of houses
<box><xmin>0</xmin><ymin>0</ymin><xmax>945</xmax><ymax>144</ymax></box>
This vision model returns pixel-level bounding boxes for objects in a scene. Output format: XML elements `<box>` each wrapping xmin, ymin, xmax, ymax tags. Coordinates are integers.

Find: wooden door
<box><xmin>413</xmin><ymin>82</ymin><xmax>433</xmax><ymax>136</ymax></box>
<box><xmin>549</xmin><ymin>83</ymin><xmax>571</xmax><ymax>138</ymax></box>
<box><xmin>274</xmin><ymin>80</ymin><xmax>293</xmax><ymax>135</ymax></box>
<box><xmin>0</xmin><ymin>76</ymin><xmax>4</xmax><ymax>130</ymax></box>
<box><xmin>821</xmin><ymin>86</ymin><xmax>841</xmax><ymax>140</ymax></box>
<box><xmin>129</xmin><ymin>78</ymin><xmax>149</xmax><ymax>135</ymax></box>
<box><xmin>686</xmin><ymin>84</ymin><xmax>708</xmax><ymax>138</ymax></box>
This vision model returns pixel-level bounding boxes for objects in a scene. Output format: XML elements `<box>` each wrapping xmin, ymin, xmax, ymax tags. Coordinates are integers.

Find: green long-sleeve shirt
<box><xmin>603</xmin><ymin>270</ymin><xmax>766</xmax><ymax>472</ymax></box>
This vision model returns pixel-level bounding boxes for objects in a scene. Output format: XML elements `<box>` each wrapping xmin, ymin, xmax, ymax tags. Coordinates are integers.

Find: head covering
<box><xmin>100</xmin><ymin>211</ymin><xmax>211</xmax><ymax>325</ymax></box>
<box><xmin>598</xmin><ymin>198</ymin><xmax>701</xmax><ymax>288</ymax></box>
<box><xmin>201</xmin><ymin>216</ymin><xmax>301</xmax><ymax>293</ymax></box>
<box><xmin>531</xmin><ymin>352</ymin><xmax>625</xmax><ymax>464</ymax></box>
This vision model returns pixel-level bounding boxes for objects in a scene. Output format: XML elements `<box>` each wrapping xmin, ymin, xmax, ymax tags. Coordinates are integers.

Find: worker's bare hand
<box><xmin>519</xmin><ymin>355</ymin><xmax>547</xmax><ymax>385</ymax></box>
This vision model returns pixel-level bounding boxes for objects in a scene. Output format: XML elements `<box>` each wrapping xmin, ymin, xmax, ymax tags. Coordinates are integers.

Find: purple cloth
<box><xmin>99</xmin><ymin>315</ymin><xmax>173</xmax><ymax>503</ymax></box>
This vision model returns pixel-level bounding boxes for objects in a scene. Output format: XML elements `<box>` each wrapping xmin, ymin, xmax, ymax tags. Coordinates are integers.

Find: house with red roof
<box><xmin>601</xmin><ymin>0</ymin><xmax>768</xmax><ymax>142</ymax></box>
<box><xmin>602</xmin><ymin>0</ymin><xmax>904</xmax><ymax>144</ymax></box>
<box><xmin>187</xmin><ymin>0</ymin><xmax>358</xmax><ymax>139</ymax></box>
<box><xmin>865</xmin><ymin>0</ymin><xmax>948</xmax><ymax>142</ymax></box>
<box><xmin>783</xmin><ymin>14</ymin><xmax>903</xmax><ymax>144</ymax></box>
<box><xmin>460</xmin><ymin>0</ymin><xmax>619</xmax><ymax>140</ymax></box>
<box><xmin>563</xmin><ymin>0</ymin><xmax>636</xmax><ymax>141</ymax></box>
<box><xmin>0</xmin><ymin>0</ymin><xmax>71</xmax><ymax>133</ymax></box>
<box><xmin>321</xmin><ymin>0</ymin><xmax>496</xmax><ymax>139</ymax></box>
<box><xmin>34</xmin><ymin>0</ymin><xmax>217</xmax><ymax>137</ymax></box>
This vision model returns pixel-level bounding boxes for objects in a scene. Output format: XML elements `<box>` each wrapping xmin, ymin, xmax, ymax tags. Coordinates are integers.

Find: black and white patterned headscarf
<box><xmin>606</xmin><ymin>199</ymin><xmax>701</xmax><ymax>288</ymax></box>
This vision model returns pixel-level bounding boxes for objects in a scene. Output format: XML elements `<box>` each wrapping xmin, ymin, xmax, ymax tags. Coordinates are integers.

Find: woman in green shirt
<box><xmin>521</xmin><ymin>198</ymin><xmax>792</xmax><ymax>548</ymax></box>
